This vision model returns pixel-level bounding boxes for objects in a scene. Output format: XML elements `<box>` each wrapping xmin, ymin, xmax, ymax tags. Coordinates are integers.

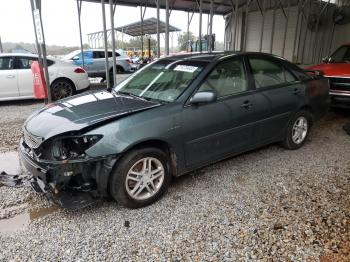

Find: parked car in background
<box><xmin>18</xmin><ymin>52</ymin><xmax>329</xmax><ymax>209</ymax></box>
<box><xmin>0</xmin><ymin>53</ymin><xmax>90</xmax><ymax>101</ymax></box>
<box><xmin>308</xmin><ymin>43</ymin><xmax>350</xmax><ymax>108</ymax></box>
<box><xmin>63</xmin><ymin>49</ymin><xmax>133</xmax><ymax>81</ymax></box>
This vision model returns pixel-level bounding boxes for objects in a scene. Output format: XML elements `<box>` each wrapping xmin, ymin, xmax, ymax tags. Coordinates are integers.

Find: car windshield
<box><xmin>114</xmin><ymin>60</ymin><xmax>206</xmax><ymax>102</ymax></box>
<box><xmin>330</xmin><ymin>46</ymin><xmax>350</xmax><ymax>63</ymax></box>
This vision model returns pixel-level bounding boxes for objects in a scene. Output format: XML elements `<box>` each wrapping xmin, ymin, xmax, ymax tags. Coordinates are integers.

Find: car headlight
<box><xmin>49</xmin><ymin>135</ymin><xmax>103</xmax><ymax>161</ymax></box>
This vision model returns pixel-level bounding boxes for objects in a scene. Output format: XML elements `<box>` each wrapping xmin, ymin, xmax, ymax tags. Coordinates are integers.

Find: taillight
<box><xmin>74</xmin><ymin>67</ymin><xmax>86</xmax><ymax>73</ymax></box>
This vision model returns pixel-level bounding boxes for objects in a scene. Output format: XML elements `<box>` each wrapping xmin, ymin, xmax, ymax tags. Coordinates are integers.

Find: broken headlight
<box><xmin>49</xmin><ymin>135</ymin><xmax>103</xmax><ymax>161</ymax></box>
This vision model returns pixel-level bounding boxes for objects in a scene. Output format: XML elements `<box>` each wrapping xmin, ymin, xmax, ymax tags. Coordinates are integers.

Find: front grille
<box><xmin>23</xmin><ymin>129</ymin><xmax>43</xmax><ymax>149</ymax></box>
<box><xmin>328</xmin><ymin>77</ymin><xmax>350</xmax><ymax>92</ymax></box>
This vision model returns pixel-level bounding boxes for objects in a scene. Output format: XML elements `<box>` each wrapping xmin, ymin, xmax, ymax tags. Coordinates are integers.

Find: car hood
<box><xmin>308</xmin><ymin>63</ymin><xmax>350</xmax><ymax>78</ymax></box>
<box><xmin>24</xmin><ymin>90</ymin><xmax>161</xmax><ymax>140</ymax></box>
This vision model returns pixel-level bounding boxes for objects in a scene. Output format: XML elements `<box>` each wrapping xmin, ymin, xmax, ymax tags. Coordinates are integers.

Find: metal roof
<box><xmin>81</xmin><ymin>0</ymin><xmax>235</xmax><ymax>15</ymax></box>
<box><xmin>115</xmin><ymin>17</ymin><xmax>181</xmax><ymax>36</ymax></box>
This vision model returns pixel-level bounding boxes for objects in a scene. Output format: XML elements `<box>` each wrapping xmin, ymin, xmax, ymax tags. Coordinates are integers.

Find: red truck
<box><xmin>308</xmin><ymin>43</ymin><xmax>350</xmax><ymax>108</ymax></box>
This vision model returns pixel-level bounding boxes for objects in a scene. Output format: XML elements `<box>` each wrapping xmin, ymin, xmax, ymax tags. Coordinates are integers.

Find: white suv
<box><xmin>0</xmin><ymin>53</ymin><xmax>90</xmax><ymax>101</ymax></box>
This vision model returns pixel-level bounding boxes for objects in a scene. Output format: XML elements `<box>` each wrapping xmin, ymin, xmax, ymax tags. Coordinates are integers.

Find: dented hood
<box><xmin>24</xmin><ymin>90</ymin><xmax>161</xmax><ymax>139</ymax></box>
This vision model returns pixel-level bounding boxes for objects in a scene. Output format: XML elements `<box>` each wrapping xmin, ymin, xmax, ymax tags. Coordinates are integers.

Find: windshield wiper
<box><xmin>115</xmin><ymin>91</ymin><xmax>147</xmax><ymax>101</ymax></box>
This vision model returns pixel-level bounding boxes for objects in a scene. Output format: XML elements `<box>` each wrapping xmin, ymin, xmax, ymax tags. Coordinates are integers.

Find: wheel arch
<box><xmin>119</xmin><ymin>139</ymin><xmax>178</xmax><ymax>177</ymax></box>
<box><xmin>297</xmin><ymin>105</ymin><xmax>315</xmax><ymax>122</ymax></box>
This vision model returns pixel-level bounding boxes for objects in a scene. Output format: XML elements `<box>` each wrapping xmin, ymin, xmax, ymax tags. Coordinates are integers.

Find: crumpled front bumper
<box><xmin>16</xmin><ymin>138</ymin><xmax>117</xmax><ymax>209</ymax></box>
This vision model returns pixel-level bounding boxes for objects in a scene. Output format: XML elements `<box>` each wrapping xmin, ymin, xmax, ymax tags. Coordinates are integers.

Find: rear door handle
<box><xmin>7</xmin><ymin>75</ymin><xmax>15</xmax><ymax>79</ymax></box>
<box><xmin>292</xmin><ymin>88</ymin><xmax>301</xmax><ymax>95</ymax></box>
<box><xmin>240</xmin><ymin>100</ymin><xmax>253</xmax><ymax>110</ymax></box>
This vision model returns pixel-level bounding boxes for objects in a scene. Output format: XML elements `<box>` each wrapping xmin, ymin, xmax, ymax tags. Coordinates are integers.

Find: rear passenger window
<box><xmin>198</xmin><ymin>58</ymin><xmax>248</xmax><ymax>98</ymax></box>
<box><xmin>93</xmin><ymin>51</ymin><xmax>105</xmax><ymax>59</ymax></box>
<box><xmin>108</xmin><ymin>51</ymin><xmax>121</xmax><ymax>57</ymax></box>
<box><xmin>249</xmin><ymin>58</ymin><xmax>297</xmax><ymax>88</ymax></box>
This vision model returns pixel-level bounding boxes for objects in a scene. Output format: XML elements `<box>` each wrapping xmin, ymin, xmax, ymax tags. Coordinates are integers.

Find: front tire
<box><xmin>281</xmin><ymin>110</ymin><xmax>313</xmax><ymax>150</ymax></box>
<box><xmin>109</xmin><ymin>147</ymin><xmax>171</xmax><ymax>208</ymax></box>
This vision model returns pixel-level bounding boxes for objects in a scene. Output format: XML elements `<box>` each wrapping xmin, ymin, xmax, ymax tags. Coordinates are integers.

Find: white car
<box><xmin>0</xmin><ymin>53</ymin><xmax>90</xmax><ymax>101</ymax></box>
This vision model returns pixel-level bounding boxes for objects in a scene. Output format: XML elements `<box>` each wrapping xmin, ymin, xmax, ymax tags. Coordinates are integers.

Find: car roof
<box><xmin>0</xmin><ymin>53</ymin><xmax>38</xmax><ymax>58</ymax></box>
<box><xmin>161</xmin><ymin>51</ymin><xmax>288</xmax><ymax>63</ymax></box>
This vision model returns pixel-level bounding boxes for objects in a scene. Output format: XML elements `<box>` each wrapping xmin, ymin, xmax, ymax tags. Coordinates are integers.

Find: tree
<box><xmin>177</xmin><ymin>32</ymin><xmax>195</xmax><ymax>51</ymax></box>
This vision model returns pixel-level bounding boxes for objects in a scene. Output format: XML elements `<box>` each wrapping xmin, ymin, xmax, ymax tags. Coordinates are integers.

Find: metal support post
<box><xmin>243</xmin><ymin>0</ymin><xmax>251</xmax><ymax>52</ymax></box>
<box><xmin>0</xmin><ymin>36</ymin><xmax>3</xmax><ymax>53</ymax></box>
<box><xmin>101</xmin><ymin>0</ymin><xmax>110</xmax><ymax>91</ymax></box>
<box><xmin>110</xmin><ymin>0</ymin><xmax>117</xmax><ymax>86</ymax></box>
<box><xmin>140</xmin><ymin>6</ymin><xmax>144</xmax><ymax>60</ymax></box>
<box><xmin>156</xmin><ymin>0</ymin><xmax>160</xmax><ymax>58</ymax></box>
<box><xmin>312</xmin><ymin>0</ymin><xmax>330</xmax><ymax>63</ymax></box>
<box><xmin>233</xmin><ymin>0</ymin><xmax>238</xmax><ymax>51</ymax></box>
<box><xmin>282</xmin><ymin>0</ymin><xmax>291</xmax><ymax>57</ymax></box>
<box><xmin>259</xmin><ymin>0</ymin><xmax>265</xmax><ymax>52</ymax></box>
<box><xmin>31</xmin><ymin>0</ymin><xmax>51</xmax><ymax>103</ymax></box>
<box><xmin>209</xmin><ymin>0</ymin><xmax>214</xmax><ymax>52</ymax></box>
<box><xmin>199</xmin><ymin>0</ymin><xmax>203</xmax><ymax>52</ymax></box>
<box><xmin>76</xmin><ymin>0</ymin><xmax>85</xmax><ymax>69</ymax></box>
<box><xmin>270</xmin><ymin>0</ymin><xmax>277</xmax><ymax>54</ymax></box>
<box><xmin>165</xmin><ymin>0</ymin><xmax>170</xmax><ymax>55</ymax></box>
<box><xmin>292</xmin><ymin>0</ymin><xmax>302</xmax><ymax>62</ymax></box>
<box><xmin>301</xmin><ymin>0</ymin><xmax>311</xmax><ymax>63</ymax></box>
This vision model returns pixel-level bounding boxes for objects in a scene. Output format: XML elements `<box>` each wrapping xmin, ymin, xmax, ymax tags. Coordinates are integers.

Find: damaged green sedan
<box><xmin>3</xmin><ymin>52</ymin><xmax>330</xmax><ymax>209</ymax></box>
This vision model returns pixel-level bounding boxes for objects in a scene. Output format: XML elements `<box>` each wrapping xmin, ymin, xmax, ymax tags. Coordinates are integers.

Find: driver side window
<box><xmin>197</xmin><ymin>58</ymin><xmax>248</xmax><ymax>98</ymax></box>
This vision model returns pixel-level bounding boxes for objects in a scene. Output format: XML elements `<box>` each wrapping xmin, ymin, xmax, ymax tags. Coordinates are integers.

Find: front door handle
<box><xmin>6</xmin><ymin>75</ymin><xmax>15</xmax><ymax>79</ymax></box>
<box><xmin>240</xmin><ymin>100</ymin><xmax>253</xmax><ymax>110</ymax></box>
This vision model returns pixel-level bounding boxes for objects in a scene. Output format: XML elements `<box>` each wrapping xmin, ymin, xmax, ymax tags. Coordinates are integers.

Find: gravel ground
<box><xmin>0</xmin><ymin>100</ymin><xmax>349</xmax><ymax>261</ymax></box>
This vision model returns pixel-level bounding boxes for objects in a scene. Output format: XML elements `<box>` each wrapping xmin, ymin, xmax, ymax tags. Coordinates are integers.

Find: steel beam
<box><xmin>31</xmin><ymin>0</ymin><xmax>51</xmax><ymax>103</ymax></box>
<box><xmin>301</xmin><ymin>0</ymin><xmax>311</xmax><ymax>64</ymax></box>
<box><xmin>259</xmin><ymin>0</ymin><xmax>265</xmax><ymax>52</ymax></box>
<box><xmin>101</xmin><ymin>0</ymin><xmax>110</xmax><ymax>91</ymax></box>
<box><xmin>209</xmin><ymin>0</ymin><xmax>214</xmax><ymax>51</ymax></box>
<box><xmin>243</xmin><ymin>0</ymin><xmax>251</xmax><ymax>52</ymax></box>
<box><xmin>312</xmin><ymin>0</ymin><xmax>330</xmax><ymax>63</ymax></box>
<box><xmin>156</xmin><ymin>0</ymin><xmax>160</xmax><ymax>58</ymax></box>
<box><xmin>233</xmin><ymin>0</ymin><xmax>238</xmax><ymax>51</ymax></box>
<box><xmin>109</xmin><ymin>0</ymin><xmax>117</xmax><ymax>86</ymax></box>
<box><xmin>282</xmin><ymin>0</ymin><xmax>291</xmax><ymax>57</ymax></box>
<box><xmin>292</xmin><ymin>0</ymin><xmax>301</xmax><ymax>62</ymax></box>
<box><xmin>0</xmin><ymin>36</ymin><xmax>3</xmax><ymax>53</ymax></box>
<box><xmin>76</xmin><ymin>0</ymin><xmax>85</xmax><ymax>69</ymax></box>
<box><xmin>270</xmin><ymin>0</ymin><xmax>277</xmax><ymax>54</ymax></box>
<box><xmin>199</xmin><ymin>0</ymin><xmax>202</xmax><ymax>52</ymax></box>
<box><xmin>165</xmin><ymin>0</ymin><xmax>170</xmax><ymax>55</ymax></box>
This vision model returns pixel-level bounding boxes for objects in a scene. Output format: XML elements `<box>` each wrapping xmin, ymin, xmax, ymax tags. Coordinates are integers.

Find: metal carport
<box><xmin>28</xmin><ymin>0</ymin><xmax>349</xmax><ymax>103</ymax></box>
<box><xmin>87</xmin><ymin>17</ymin><xmax>181</xmax><ymax>58</ymax></box>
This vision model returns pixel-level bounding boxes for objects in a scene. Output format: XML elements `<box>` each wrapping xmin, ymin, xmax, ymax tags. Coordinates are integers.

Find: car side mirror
<box><xmin>322</xmin><ymin>57</ymin><xmax>330</xmax><ymax>63</ymax></box>
<box><xmin>72</xmin><ymin>56</ymin><xmax>80</xmax><ymax>61</ymax></box>
<box><xmin>190</xmin><ymin>91</ymin><xmax>217</xmax><ymax>105</ymax></box>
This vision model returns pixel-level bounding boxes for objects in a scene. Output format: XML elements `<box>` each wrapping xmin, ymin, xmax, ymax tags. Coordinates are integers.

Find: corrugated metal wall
<box><xmin>225</xmin><ymin>1</ymin><xmax>350</xmax><ymax>65</ymax></box>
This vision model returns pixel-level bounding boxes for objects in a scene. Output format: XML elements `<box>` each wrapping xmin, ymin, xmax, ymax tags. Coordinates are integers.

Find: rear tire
<box><xmin>51</xmin><ymin>79</ymin><xmax>74</xmax><ymax>101</ymax></box>
<box><xmin>281</xmin><ymin>110</ymin><xmax>313</xmax><ymax>150</ymax></box>
<box><xmin>109</xmin><ymin>147</ymin><xmax>171</xmax><ymax>208</ymax></box>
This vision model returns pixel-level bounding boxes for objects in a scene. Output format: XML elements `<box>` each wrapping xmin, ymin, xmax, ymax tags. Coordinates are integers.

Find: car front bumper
<box><xmin>330</xmin><ymin>90</ymin><xmax>350</xmax><ymax>108</ymax></box>
<box><xmin>18</xmin><ymin>138</ymin><xmax>117</xmax><ymax>209</ymax></box>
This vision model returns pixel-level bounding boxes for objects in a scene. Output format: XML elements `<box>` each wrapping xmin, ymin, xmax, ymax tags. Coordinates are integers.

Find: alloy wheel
<box><xmin>125</xmin><ymin>157</ymin><xmax>165</xmax><ymax>201</ymax></box>
<box><xmin>292</xmin><ymin>116</ymin><xmax>308</xmax><ymax>144</ymax></box>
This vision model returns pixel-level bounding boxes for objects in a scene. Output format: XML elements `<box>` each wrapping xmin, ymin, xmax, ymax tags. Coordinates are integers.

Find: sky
<box><xmin>0</xmin><ymin>0</ymin><xmax>225</xmax><ymax>49</ymax></box>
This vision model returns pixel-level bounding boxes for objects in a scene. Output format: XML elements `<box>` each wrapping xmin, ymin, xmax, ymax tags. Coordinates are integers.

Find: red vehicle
<box><xmin>308</xmin><ymin>43</ymin><xmax>350</xmax><ymax>108</ymax></box>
